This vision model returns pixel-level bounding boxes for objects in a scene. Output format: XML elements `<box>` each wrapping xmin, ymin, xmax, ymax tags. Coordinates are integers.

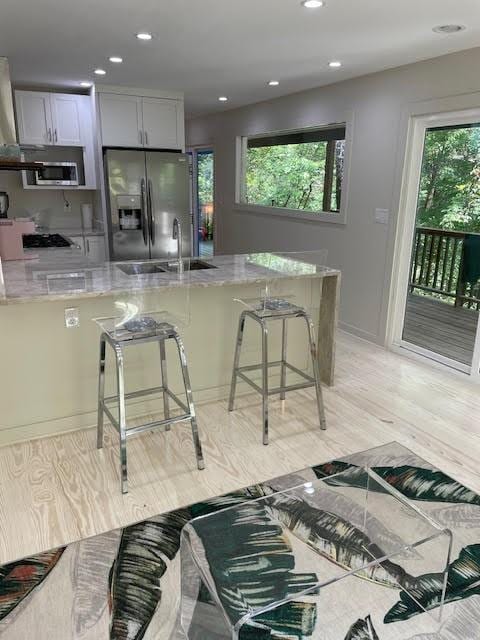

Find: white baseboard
<box><xmin>339</xmin><ymin>321</ymin><xmax>382</xmax><ymax>345</ymax></box>
<box><xmin>0</xmin><ymin>378</ymin><xmax>284</xmax><ymax>447</ymax></box>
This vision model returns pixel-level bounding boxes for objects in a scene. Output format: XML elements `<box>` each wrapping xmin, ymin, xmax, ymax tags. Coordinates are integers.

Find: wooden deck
<box><xmin>403</xmin><ymin>293</ymin><xmax>478</xmax><ymax>366</ymax></box>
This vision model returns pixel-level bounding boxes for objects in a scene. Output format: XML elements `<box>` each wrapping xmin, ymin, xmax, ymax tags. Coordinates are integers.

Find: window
<box><xmin>239</xmin><ymin>125</ymin><xmax>346</xmax><ymax>215</ymax></box>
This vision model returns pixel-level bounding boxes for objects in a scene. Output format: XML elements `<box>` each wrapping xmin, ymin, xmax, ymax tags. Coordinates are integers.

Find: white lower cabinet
<box><xmin>85</xmin><ymin>236</ymin><xmax>106</xmax><ymax>263</ymax></box>
<box><xmin>69</xmin><ymin>234</ymin><xmax>105</xmax><ymax>262</ymax></box>
<box><xmin>69</xmin><ymin>235</ymin><xmax>85</xmax><ymax>253</ymax></box>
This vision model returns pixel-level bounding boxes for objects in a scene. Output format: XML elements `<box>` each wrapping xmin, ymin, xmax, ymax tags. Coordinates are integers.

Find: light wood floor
<box><xmin>403</xmin><ymin>293</ymin><xmax>478</xmax><ymax>365</ymax></box>
<box><xmin>1</xmin><ymin>330</ymin><xmax>479</xmax><ymax>565</ymax></box>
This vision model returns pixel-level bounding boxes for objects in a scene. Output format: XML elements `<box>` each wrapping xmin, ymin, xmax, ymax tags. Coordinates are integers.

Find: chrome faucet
<box><xmin>172</xmin><ymin>218</ymin><xmax>184</xmax><ymax>274</ymax></box>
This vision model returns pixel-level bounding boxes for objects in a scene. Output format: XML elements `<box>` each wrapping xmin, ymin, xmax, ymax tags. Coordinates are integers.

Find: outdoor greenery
<box><xmin>197</xmin><ymin>151</ymin><xmax>213</xmax><ymax>206</ymax></box>
<box><xmin>409</xmin><ymin>125</ymin><xmax>480</xmax><ymax>309</ymax></box>
<box><xmin>245</xmin><ymin>140</ymin><xmax>343</xmax><ymax>212</ymax></box>
<box><xmin>417</xmin><ymin>125</ymin><xmax>480</xmax><ymax>232</ymax></box>
<box><xmin>197</xmin><ymin>151</ymin><xmax>214</xmax><ymax>241</ymax></box>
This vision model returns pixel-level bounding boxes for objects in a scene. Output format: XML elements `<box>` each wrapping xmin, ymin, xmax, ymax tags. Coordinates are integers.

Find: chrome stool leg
<box><xmin>280</xmin><ymin>318</ymin><xmax>288</xmax><ymax>402</ymax></box>
<box><xmin>261</xmin><ymin>319</ymin><xmax>269</xmax><ymax>446</ymax></box>
<box><xmin>229</xmin><ymin>302</ymin><xmax>327</xmax><ymax>444</ymax></box>
<box><xmin>174</xmin><ymin>333</ymin><xmax>205</xmax><ymax>471</ymax></box>
<box><xmin>114</xmin><ymin>342</ymin><xmax>129</xmax><ymax>494</ymax></box>
<box><xmin>302</xmin><ymin>312</ymin><xmax>327</xmax><ymax>431</ymax></box>
<box><xmin>159</xmin><ymin>338</ymin><xmax>171</xmax><ymax>431</ymax></box>
<box><xmin>96</xmin><ymin>334</ymin><xmax>107</xmax><ymax>449</ymax></box>
<box><xmin>228</xmin><ymin>311</ymin><xmax>247</xmax><ymax>412</ymax></box>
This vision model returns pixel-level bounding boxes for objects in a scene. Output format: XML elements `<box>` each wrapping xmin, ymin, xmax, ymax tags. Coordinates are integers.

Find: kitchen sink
<box><xmin>116</xmin><ymin>259</ymin><xmax>217</xmax><ymax>276</ymax></box>
<box><xmin>160</xmin><ymin>259</ymin><xmax>217</xmax><ymax>272</ymax></box>
<box><xmin>116</xmin><ymin>262</ymin><xmax>166</xmax><ymax>276</ymax></box>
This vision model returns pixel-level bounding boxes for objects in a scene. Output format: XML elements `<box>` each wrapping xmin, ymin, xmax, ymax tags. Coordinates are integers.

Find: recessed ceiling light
<box><xmin>136</xmin><ymin>32</ymin><xmax>153</xmax><ymax>40</ymax></box>
<box><xmin>109</xmin><ymin>56</ymin><xmax>123</xmax><ymax>63</ymax></box>
<box><xmin>94</xmin><ymin>68</ymin><xmax>106</xmax><ymax>75</ymax></box>
<box><xmin>218</xmin><ymin>96</ymin><xmax>228</xmax><ymax>102</ymax></box>
<box><xmin>301</xmin><ymin>0</ymin><xmax>325</xmax><ymax>8</ymax></box>
<box><xmin>328</xmin><ymin>61</ymin><xmax>342</xmax><ymax>68</ymax></box>
<box><xmin>433</xmin><ymin>24</ymin><xmax>466</xmax><ymax>34</ymax></box>
<box><xmin>268</xmin><ymin>80</ymin><xmax>280</xmax><ymax>86</ymax></box>
<box><xmin>80</xmin><ymin>81</ymin><xmax>92</xmax><ymax>87</ymax></box>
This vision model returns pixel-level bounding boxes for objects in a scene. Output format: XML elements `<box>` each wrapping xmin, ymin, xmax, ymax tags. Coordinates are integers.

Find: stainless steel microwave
<box><xmin>34</xmin><ymin>162</ymin><xmax>79</xmax><ymax>186</ymax></box>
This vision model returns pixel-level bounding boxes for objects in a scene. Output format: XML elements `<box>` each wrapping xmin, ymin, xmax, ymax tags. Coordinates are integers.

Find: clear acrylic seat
<box><xmin>92</xmin><ymin>280</ymin><xmax>204</xmax><ymax>493</ymax></box>
<box><xmin>180</xmin><ymin>466</ymin><xmax>452</xmax><ymax>640</ymax></box>
<box><xmin>93</xmin><ymin>308</ymin><xmax>184</xmax><ymax>342</ymax></box>
<box><xmin>233</xmin><ymin>250</ymin><xmax>329</xmax><ymax>317</ymax></box>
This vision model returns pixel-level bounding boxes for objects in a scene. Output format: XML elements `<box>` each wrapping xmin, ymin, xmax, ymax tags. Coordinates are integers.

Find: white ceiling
<box><xmin>1</xmin><ymin>0</ymin><xmax>479</xmax><ymax>117</ymax></box>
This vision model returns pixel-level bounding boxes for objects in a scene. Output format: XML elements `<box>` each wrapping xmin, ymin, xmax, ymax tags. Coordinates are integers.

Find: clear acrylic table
<box><xmin>180</xmin><ymin>467</ymin><xmax>452</xmax><ymax>639</ymax></box>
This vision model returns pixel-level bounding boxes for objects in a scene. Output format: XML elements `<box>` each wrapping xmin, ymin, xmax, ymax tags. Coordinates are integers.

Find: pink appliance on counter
<box><xmin>0</xmin><ymin>219</ymin><xmax>36</xmax><ymax>260</ymax></box>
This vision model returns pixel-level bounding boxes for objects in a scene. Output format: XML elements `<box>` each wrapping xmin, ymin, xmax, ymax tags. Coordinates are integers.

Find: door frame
<box><xmin>188</xmin><ymin>144</ymin><xmax>215</xmax><ymax>257</ymax></box>
<box><xmin>388</xmin><ymin>106</ymin><xmax>480</xmax><ymax>378</ymax></box>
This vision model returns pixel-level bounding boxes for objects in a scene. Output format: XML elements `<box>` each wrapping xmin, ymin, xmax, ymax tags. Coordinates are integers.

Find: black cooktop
<box><xmin>23</xmin><ymin>234</ymin><xmax>71</xmax><ymax>249</ymax></box>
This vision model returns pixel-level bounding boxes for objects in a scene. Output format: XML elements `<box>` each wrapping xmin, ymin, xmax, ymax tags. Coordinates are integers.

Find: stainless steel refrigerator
<box><xmin>104</xmin><ymin>149</ymin><xmax>192</xmax><ymax>261</ymax></box>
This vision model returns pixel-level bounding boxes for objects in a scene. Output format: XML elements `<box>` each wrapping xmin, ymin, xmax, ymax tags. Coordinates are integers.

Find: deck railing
<box><xmin>409</xmin><ymin>227</ymin><xmax>480</xmax><ymax>309</ymax></box>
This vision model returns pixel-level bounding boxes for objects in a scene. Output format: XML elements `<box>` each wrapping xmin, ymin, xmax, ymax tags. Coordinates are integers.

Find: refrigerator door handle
<box><xmin>140</xmin><ymin>178</ymin><xmax>148</xmax><ymax>246</ymax></box>
<box><xmin>147</xmin><ymin>179</ymin><xmax>155</xmax><ymax>246</ymax></box>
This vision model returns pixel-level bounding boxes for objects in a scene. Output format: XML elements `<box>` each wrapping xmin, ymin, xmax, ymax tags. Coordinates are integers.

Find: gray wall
<box><xmin>186</xmin><ymin>47</ymin><xmax>480</xmax><ymax>344</ymax></box>
<box><xmin>0</xmin><ymin>170</ymin><xmax>95</xmax><ymax>231</ymax></box>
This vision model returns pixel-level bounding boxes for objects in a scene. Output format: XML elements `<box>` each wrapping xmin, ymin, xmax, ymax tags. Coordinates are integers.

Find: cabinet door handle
<box><xmin>47</xmin><ymin>128</ymin><xmax>52</xmax><ymax>143</ymax></box>
<box><xmin>144</xmin><ymin>131</ymin><xmax>149</xmax><ymax>146</ymax></box>
<box><xmin>139</xmin><ymin>130</ymin><xmax>143</xmax><ymax>145</ymax></box>
<box><xmin>54</xmin><ymin>129</ymin><xmax>58</xmax><ymax>143</ymax></box>
<box><xmin>86</xmin><ymin>239</ymin><xmax>90</xmax><ymax>254</ymax></box>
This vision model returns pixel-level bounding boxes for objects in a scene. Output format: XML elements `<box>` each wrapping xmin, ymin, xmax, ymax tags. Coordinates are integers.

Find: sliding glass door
<box><xmin>401</xmin><ymin>121</ymin><xmax>480</xmax><ymax>371</ymax></box>
<box><xmin>189</xmin><ymin>147</ymin><xmax>214</xmax><ymax>257</ymax></box>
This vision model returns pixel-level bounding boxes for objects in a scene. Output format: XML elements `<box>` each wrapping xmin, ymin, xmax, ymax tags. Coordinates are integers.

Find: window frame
<box><xmin>234</xmin><ymin>119</ymin><xmax>353</xmax><ymax>225</ymax></box>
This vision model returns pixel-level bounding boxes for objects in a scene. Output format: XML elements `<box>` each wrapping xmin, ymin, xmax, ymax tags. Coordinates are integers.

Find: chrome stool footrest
<box><xmin>96</xmin><ymin>325</ymin><xmax>205</xmax><ymax>494</ymax></box>
<box><xmin>236</xmin><ymin>361</ymin><xmax>317</xmax><ymax>396</ymax></box>
<box><xmin>229</xmin><ymin>304</ymin><xmax>327</xmax><ymax>445</ymax></box>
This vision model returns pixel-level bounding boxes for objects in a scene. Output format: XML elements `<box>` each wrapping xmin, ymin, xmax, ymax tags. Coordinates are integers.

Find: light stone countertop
<box><xmin>0</xmin><ymin>252</ymin><xmax>339</xmax><ymax>305</ymax></box>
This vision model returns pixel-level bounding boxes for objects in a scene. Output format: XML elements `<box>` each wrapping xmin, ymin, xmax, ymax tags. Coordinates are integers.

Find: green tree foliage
<box><xmin>246</xmin><ymin>142</ymin><xmax>328</xmax><ymax>211</ymax></box>
<box><xmin>197</xmin><ymin>152</ymin><xmax>213</xmax><ymax>207</ymax></box>
<box><xmin>197</xmin><ymin>151</ymin><xmax>214</xmax><ymax>240</ymax></box>
<box><xmin>417</xmin><ymin>125</ymin><xmax>480</xmax><ymax>232</ymax></box>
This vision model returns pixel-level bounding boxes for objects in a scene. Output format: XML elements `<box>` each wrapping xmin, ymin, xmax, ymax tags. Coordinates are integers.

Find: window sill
<box><xmin>233</xmin><ymin>203</ymin><xmax>346</xmax><ymax>225</ymax></box>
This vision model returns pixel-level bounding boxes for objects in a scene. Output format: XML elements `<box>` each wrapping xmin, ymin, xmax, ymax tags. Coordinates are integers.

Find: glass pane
<box><xmin>245</xmin><ymin>133</ymin><xmax>345</xmax><ymax>214</ymax></box>
<box><xmin>197</xmin><ymin>149</ymin><xmax>214</xmax><ymax>258</ymax></box>
<box><xmin>402</xmin><ymin>123</ymin><xmax>480</xmax><ymax>368</ymax></box>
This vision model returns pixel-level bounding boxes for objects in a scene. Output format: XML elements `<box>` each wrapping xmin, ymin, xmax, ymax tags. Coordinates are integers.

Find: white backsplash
<box><xmin>0</xmin><ymin>170</ymin><xmax>96</xmax><ymax>231</ymax></box>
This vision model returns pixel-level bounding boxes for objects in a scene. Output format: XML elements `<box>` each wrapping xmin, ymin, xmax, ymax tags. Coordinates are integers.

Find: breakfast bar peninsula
<box><xmin>0</xmin><ymin>251</ymin><xmax>340</xmax><ymax>444</ymax></box>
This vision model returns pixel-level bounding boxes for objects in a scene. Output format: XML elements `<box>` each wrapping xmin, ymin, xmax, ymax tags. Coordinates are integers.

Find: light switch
<box><xmin>65</xmin><ymin>307</ymin><xmax>80</xmax><ymax>328</ymax></box>
<box><xmin>374</xmin><ymin>208</ymin><xmax>390</xmax><ymax>224</ymax></box>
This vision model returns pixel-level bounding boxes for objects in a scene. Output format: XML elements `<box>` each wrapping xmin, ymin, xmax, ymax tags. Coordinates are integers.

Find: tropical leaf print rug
<box><xmin>1</xmin><ymin>442</ymin><xmax>480</xmax><ymax>640</ymax></box>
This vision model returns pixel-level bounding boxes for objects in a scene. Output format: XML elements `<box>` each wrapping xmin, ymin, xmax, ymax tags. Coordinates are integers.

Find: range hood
<box><xmin>0</xmin><ymin>57</ymin><xmax>43</xmax><ymax>171</ymax></box>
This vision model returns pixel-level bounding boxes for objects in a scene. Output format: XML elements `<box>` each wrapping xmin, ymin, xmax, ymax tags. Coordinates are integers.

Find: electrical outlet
<box><xmin>65</xmin><ymin>307</ymin><xmax>80</xmax><ymax>328</ymax></box>
<box><xmin>64</xmin><ymin>200</ymin><xmax>71</xmax><ymax>213</ymax></box>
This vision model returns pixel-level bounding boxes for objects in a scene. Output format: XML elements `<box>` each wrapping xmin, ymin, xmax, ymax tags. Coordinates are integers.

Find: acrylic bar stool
<box><xmin>228</xmin><ymin>295</ymin><xmax>327</xmax><ymax>445</ymax></box>
<box><xmin>95</xmin><ymin>311</ymin><xmax>205</xmax><ymax>494</ymax></box>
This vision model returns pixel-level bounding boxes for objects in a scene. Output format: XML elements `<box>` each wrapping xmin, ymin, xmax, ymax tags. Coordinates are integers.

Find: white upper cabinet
<box><xmin>15</xmin><ymin>92</ymin><xmax>53</xmax><ymax>145</ymax></box>
<box><xmin>50</xmin><ymin>94</ymin><xmax>82</xmax><ymax>145</ymax></box>
<box><xmin>142</xmin><ymin>97</ymin><xmax>179</xmax><ymax>149</ymax></box>
<box><xmin>98</xmin><ymin>92</ymin><xmax>184</xmax><ymax>150</ymax></box>
<box><xmin>15</xmin><ymin>91</ymin><xmax>84</xmax><ymax>147</ymax></box>
<box><xmin>15</xmin><ymin>91</ymin><xmax>97</xmax><ymax>189</ymax></box>
<box><xmin>99</xmin><ymin>94</ymin><xmax>143</xmax><ymax>148</ymax></box>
